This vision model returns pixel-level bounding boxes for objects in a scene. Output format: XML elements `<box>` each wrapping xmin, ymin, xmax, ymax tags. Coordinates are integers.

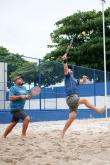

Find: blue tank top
<box><xmin>64</xmin><ymin>73</ymin><xmax>79</xmax><ymax>96</ymax></box>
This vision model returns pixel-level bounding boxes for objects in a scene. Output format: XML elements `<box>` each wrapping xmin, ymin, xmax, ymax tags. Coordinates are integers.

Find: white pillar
<box><xmin>0</xmin><ymin>62</ymin><xmax>7</xmax><ymax>110</ymax></box>
<box><xmin>101</xmin><ymin>0</ymin><xmax>107</xmax><ymax>117</ymax></box>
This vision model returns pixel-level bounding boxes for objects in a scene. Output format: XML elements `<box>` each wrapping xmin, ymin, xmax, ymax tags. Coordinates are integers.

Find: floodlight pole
<box><xmin>101</xmin><ymin>0</ymin><xmax>107</xmax><ymax>117</ymax></box>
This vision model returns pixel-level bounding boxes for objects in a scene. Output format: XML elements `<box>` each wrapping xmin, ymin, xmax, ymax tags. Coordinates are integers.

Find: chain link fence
<box><xmin>0</xmin><ymin>57</ymin><xmax>110</xmax><ymax>110</ymax></box>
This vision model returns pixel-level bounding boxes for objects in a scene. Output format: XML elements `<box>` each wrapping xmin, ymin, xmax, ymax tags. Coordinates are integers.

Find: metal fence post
<box><xmin>29</xmin><ymin>84</ymin><xmax>31</xmax><ymax>110</ymax></box>
<box><xmin>93</xmin><ymin>69</ymin><xmax>96</xmax><ymax>106</ymax></box>
<box><xmin>38</xmin><ymin>59</ymin><xmax>42</xmax><ymax>110</ymax></box>
<box><xmin>44</xmin><ymin>87</ymin><xmax>45</xmax><ymax>110</ymax></box>
<box><xmin>4</xmin><ymin>63</ymin><xmax>6</xmax><ymax>111</ymax></box>
<box><xmin>56</xmin><ymin>88</ymin><xmax>57</xmax><ymax>110</ymax></box>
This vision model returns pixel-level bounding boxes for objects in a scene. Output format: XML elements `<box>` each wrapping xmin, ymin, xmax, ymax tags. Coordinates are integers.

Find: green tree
<box><xmin>10</xmin><ymin>62</ymin><xmax>38</xmax><ymax>85</ymax></box>
<box><xmin>10</xmin><ymin>60</ymin><xmax>64</xmax><ymax>87</ymax></box>
<box><xmin>44</xmin><ymin>8</ymin><xmax>110</xmax><ymax>71</ymax></box>
<box><xmin>38</xmin><ymin>60</ymin><xmax>64</xmax><ymax>86</ymax></box>
<box><xmin>0</xmin><ymin>46</ymin><xmax>64</xmax><ymax>87</ymax></box>
<box><xmin>0</xmin><ymin>46</ymin><xmax>25</xmax><ymax>83</ymax></box>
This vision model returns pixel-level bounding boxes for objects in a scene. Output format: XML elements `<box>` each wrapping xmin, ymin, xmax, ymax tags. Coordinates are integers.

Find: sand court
<box><xmin>0</xmin><ymin>118</ymin><xmax>110</xmax><ymax>165</ymax></box>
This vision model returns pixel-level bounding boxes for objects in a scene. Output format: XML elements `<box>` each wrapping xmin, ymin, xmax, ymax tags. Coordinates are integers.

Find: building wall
<box><xmin>0</xmin><ymin>62</ymin><xmax>7</xmax><ymax>109</ymax></box>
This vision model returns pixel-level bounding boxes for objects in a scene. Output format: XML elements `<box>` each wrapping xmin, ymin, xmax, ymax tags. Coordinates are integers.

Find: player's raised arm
<box><xmin>62</xmin><ymin>53</ymin><xmax>69</xmax><ymax>75</ymax></box>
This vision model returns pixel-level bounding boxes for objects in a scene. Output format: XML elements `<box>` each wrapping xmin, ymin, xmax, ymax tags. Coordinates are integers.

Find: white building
<box><xmin>0</xmin><ymin>62</ymin><xmax>7</xmax><ymax>110</ymax></box>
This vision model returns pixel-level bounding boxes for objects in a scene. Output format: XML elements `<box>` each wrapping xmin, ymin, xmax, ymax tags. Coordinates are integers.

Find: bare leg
<box><xmin>22</xmin><ymin>116</ymin><xmax>30</xmax><ymax>140</ymax></box>
<box><xmin>61</xmin><ymin>111</ymin><xmax>77</xmax><ymax>139</ymax></box>
<box><xmin>79</xmin><ymin>98</ymin><xmax>105</xmax><ymax>113</ymax></box>
<box><xmin>2</xmin><ymin>121</ymin><xmax>17</xmax><ymax>138</ymax></box>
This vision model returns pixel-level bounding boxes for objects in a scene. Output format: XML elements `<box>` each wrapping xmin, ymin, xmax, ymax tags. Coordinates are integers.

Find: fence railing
<box><xmin>0</xmin><ymin>58</ymin><xmax>110</xmax><ymax>110</ymax></box>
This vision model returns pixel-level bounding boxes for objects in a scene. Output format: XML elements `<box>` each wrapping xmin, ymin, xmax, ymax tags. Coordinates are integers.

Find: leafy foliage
<box><xmin>37</xmin><ymin>60</ymin><xmax>64</xmax><ymax>86</ymax></box>
<box><xmin>44</xmin><ymin>8</ymin><xmax>110</xmax><ymax>71</ymax></box>
<box><xmin>0</xmin><ymin>47</ymin><xmax>64</xmax><ymax>87</ymax></box>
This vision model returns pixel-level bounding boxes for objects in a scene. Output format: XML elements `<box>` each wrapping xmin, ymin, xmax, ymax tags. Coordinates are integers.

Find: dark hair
<box><xmin>68</xmin><ymin>64</ymin><xmax>73</xmax><ymax>70</ymax></box>
<box><xmin>13</xmin><ymin>75</ymin><xmax>24</xmax><ymax>82</ymax></box>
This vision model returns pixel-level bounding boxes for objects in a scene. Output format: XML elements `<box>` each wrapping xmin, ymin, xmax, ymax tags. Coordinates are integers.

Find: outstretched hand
<box><xmin>20</xmin><ymin>95</ymin><xmax>31</xmax><ymax>100</ymax></box>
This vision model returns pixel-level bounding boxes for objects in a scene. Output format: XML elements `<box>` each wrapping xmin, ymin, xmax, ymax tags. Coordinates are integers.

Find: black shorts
<box><xmin>11</xmin><ymin>109</ymin><xmax>27</xmax><ymax>122</ymax></box>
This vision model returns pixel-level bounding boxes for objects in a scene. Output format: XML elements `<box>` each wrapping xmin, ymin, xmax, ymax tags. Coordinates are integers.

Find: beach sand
<box><xmin>0</xmin><ymin>118</ymin><xmax>110</xmax><ymax>165</ymax></box>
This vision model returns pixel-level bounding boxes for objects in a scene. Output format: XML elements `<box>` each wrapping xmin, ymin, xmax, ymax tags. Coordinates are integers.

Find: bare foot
<box><xmin>61</xmin><ymin>131</ymin><xmax>65</xmax><ymax>139</ymax></box>
<box><xmin>22</xmin><ymin>135</ymin><xmax>26</xmax><ymax>141</ymax></box>
<box><xmin>2</xmin><ymin>135</ymin><xmax>6</xmax><ymax>139</ymax></box>
<box><xmin>98</xmin><ymin>106</ymin><xmax>106</xmax><ymax>113</ymax></box>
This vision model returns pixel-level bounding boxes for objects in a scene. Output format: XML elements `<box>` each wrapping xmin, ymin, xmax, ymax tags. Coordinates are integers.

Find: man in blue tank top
<box><xmin>2</xmin><ymin>75</ymin><xmax>30</xmax><ymax>140</ymax></box>
<box><xmin>61</xmin><ymin>54</ymin><xmax>105</xmax><ymax>138</ymax></box>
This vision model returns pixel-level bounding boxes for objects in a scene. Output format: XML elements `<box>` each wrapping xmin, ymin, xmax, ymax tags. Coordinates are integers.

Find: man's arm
<box><xmin>9</xmin><ymin>96</ymin><xmax>22</xmax><ymax>101</ymax></box>
<box><xmin>9</xmin><ymin>95</ymin><xmax>30</xmax><ymax>101</ymax></box>
<box><xmin>9</xmin><ymin>86</ymin><xmax>31</xmax><ymax>101</ymax></box>
<box><xmin>62</xmin><ymin>53</ymin><xmax>69</xmax><ymax>75</ymax></box>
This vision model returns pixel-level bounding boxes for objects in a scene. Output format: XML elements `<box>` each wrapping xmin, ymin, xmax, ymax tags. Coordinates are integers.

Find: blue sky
<box><xmin>0</xmin><ymin>0</ymin><xmax>110</xmax><ymax>60</ymax></box>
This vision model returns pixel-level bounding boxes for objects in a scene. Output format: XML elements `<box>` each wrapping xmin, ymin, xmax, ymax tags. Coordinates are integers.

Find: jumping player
<box><xmin>61</xmin><ymin>54</ymin><xmax>105</xmax><ymax>138</ymax></box>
